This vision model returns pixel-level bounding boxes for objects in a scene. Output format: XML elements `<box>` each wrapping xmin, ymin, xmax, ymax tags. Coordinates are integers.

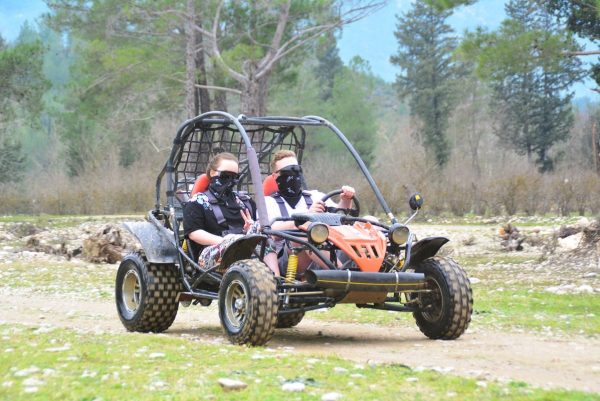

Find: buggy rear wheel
<box><xmin>115</xmin><ymin>252</ymin><xmax>180</xmax><ymax>333</ymax></box>
<box><xmin>411</xmin><ymin>257</ymin><xmax>473</xmax><ymax>340</ymax></box>
<box><xmin>219</xmin><ymin>259</ymin><xmax>278</xmax><ymax>346</ymax></box>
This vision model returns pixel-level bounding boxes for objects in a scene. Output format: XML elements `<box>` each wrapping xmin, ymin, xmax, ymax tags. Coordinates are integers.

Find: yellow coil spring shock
<box><xmin>285</xmin><ymin>253</ymin><xmax>298</xmax><ymax>283</ymax></box>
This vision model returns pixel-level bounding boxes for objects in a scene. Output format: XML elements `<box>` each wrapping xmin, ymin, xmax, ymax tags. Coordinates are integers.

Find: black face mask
<box><xmin>275</xmin><ymin>165</ymin><xmax>303</xmax><ymax>206</ymax></box>
<box><xmin>209</xmin><ymin>171</ymin><xmax>239</xmax><ymax>201</ymax></box>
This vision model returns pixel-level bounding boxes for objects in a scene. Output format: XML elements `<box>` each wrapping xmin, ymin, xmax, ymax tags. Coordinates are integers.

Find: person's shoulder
<box><xmin>265</xmin><ymin>194</ymin><xmax>278</xmax><ymax>204</ymax></box>
<box><xmin>189</xmin><ymin>192</ymin><xmax>211</xmax><ymax>209</ymax></box>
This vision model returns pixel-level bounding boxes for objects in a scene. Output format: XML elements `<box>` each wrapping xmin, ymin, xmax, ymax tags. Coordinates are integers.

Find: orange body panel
<box><xmin>309</xmin><ymin>221</ymin><xmax>387</xmax><ymax>272</ymax></box>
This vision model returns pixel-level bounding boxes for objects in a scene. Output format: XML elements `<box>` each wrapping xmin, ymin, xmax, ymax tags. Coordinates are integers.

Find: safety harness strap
<box><xmin>203</xmin><ymin>191</ymin><xmax>250</xmax><ymax>235</ymax></box>
<box><xmin>271</xmin><ymin>191</ymin><xmax>313</xmax><ymax>218</ymax></box>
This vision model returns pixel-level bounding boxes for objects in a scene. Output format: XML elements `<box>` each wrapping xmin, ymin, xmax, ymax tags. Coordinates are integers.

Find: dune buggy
<box><xmin>116</xmin><ymin>111</ymin><xmax>473</xmax><ymax>346</ymax></box>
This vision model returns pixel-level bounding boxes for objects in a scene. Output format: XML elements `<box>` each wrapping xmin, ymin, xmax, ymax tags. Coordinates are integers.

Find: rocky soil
<box><xmin>0</xmin><ymin>216</ymin><xmax>599</xmax><ymax>393</ymax></box>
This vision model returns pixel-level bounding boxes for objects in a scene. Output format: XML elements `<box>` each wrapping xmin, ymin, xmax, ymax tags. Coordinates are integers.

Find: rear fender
<box><xmin>219</xmin><ymin>234</ymin><xmax>266</xmax><ymax>271</ymax></box>
<box><xmin>122</xmin><ymin>221</ymin><xmax>177</xmax><ymax>264</ymax></box>
<box><xmin>406</xmin><ymin>237</ymin><xmax>449</xmax><ymax>268</ymax></box>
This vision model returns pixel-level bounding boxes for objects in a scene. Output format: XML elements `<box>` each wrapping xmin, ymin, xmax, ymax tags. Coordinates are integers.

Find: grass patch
<box><xmin>309</xmin><ymin>289</ymin><xmax>599</xmax><ymax>337</ymax></box>
<box><xmin>0</xmin><ymin>323</ymin><xmax>596</xmax><ymax>401</ymax></box>
<box><xmin>473</xmin><ymin>289</ymin><xmax>599</xmax><ymax>335</ymax></box>
<box><xmin>0</xmin><ymin>260</ymin><xmax>115</xmax><ymax>299</ymax></box>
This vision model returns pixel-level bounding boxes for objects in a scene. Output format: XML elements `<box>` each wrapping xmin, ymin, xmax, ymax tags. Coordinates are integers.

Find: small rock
<box><xmin>405</xmin><ymin>377</ymin><xmax>418</xmax><ymax>382</ymax></box>
<box><xmin>575</xmin><ymin>285</ymin><xmax>594</xmax><ymax>294</ymax></box>
<box><xmin>22</xmin><ymin>377</ymin><xmax>44</xmax><ymax>387</ymax></box>
<box><xmin>333</xmin><ymin>367</ymin><xmax>348</xmax><ymax>374</ymax></box>
<box><xmin>470</xmin><ymin>278</ymin><xmax>481</xmax><ymax>284</ymax></box>
<box><xmin>322</xmin><ymin>392</ymin><xmax>343</xmax><ymax>401</ymax></box>
<box><xmin>476</xmin><ymin>381</ymin><xmax>487</xmax><ymax>388</ymax></box>
<box><xmin>217</xmin><ymin>378</ymin><xmax>247</xmax><ymax>391</ymax></box>
<box><xmin>14</xmin><ymin>366</ymin><xmax>40</xmax><ymax>377</ymax></box>
<box><xmin>149</xmin><ymin>352</ymin><xmax>165</xmax><ymax>359</ymax></box>
<box><xmin>282</xmin><ymin>382</ymin><xmax>305</xmax><ymax>392</ymax></box>
<box><xmin>45</xmin><ymin>344</ymin><xmax>71</xmax><ymax>352</ymax></box>
<box><xmin>583</xmin><ymin>272</ymin><xmax>597</xmax><ymax>278</ymax></box>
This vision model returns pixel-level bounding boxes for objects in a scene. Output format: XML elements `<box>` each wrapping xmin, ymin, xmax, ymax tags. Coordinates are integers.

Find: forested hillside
<box><xmin>1</xmin><ymin>0</ymin><xmax>599</xmax><ymax>216</ymax></box>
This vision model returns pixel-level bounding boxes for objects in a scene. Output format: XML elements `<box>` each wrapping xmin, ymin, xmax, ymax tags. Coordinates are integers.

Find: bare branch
<box><xmin>564</xmin><ymin>50</ymin><xmax>600</xmax><ymax>56</ymax></box>
<box><xmin>81</xmin><ymin>62</ymin><xmax>144</xmax><ymax>96</ymax></box>
<box><xmin>166</xmin><ymin>76</ymin><xmax>242</xmax><ymax>95</ymax></box>
<box><xmin>207</xmin><ymin>0</ymin><xmax>248</xmax><ymax>85</ymax></box>
<box><xmin>258</xmin><ymin>0</ymin><xmax>292</xmax><ymax>71</ymax></box>
<box><xmin>257</xmin><ymin>1</ymin><xmax>385</xmax><ymax>78</ymax></box>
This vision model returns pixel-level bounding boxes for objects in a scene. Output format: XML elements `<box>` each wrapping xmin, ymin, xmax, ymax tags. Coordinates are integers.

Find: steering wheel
<box><xmin>321</xmin><ymin>189</ymin><xmax>361</xmax><ymax>217</ymax></box>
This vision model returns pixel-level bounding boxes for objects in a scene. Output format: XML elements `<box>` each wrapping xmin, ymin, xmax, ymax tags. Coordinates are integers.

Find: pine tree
<box><xmin>314</xmin><ymin>32</ymin><xmax>344</xmax><ymax>101</ymax></box>
<box><xmin>391</xmin><ymin>0</ymin><xmax>459</xmax><ymax>168</ymax></box>
<box><xmin>466</xmin><ymin>0</ymin><xmax>584</xmax><ymax>171</ymax></box>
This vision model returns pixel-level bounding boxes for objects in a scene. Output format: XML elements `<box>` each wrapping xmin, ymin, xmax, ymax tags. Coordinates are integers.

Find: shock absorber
<box><xmin>285</xmin><ymin>252</ymin><xmax>298</xmax><ymax>283</ymax></box>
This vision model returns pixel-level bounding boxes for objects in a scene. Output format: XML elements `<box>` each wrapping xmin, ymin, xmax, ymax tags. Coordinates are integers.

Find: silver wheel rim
<box><xmin>224</xmin><ymin>279</ymin><xmax>248</xmax><ymax>330</ymax></box>
<box><xmin>421</xmin><ymin>277</ymin><xmax>444</xmax><ymax>322</ymax></box>
<box><xmin>122</xmin><ymin>270</ymin><xmax>141</xmax><ymax>314</ymax></box>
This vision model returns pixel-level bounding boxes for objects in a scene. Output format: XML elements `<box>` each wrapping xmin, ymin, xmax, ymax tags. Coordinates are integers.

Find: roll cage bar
<box><xmin>154</xmin><ymin>111</ymin><xmax>398</xmax><ymax>229</ymax></box>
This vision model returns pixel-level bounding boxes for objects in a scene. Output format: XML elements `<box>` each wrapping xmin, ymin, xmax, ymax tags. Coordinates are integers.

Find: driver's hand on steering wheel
<box><xmin>308</xmin><ymin>200</ymin><xmax>326</xmax><ymax>213</ymax></box>
<box><xmin>340</xmin><ymin>185</ymin><xmax>355</xmax><ymax>200</ymax></box>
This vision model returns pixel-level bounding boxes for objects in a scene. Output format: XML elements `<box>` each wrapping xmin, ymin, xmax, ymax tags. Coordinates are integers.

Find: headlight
<box><xmin>389</xmin><ymin>224</ymin><xmax>410</xmax><ymax>245</ymax></box>
<box><xmin>308</xmin><ymin>222</ymin><xmax>329</xmax><ymax>244</ymax></box>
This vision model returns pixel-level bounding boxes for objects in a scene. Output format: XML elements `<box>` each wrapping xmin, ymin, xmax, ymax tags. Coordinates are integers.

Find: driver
<box><xmin>265</xmin><ymin>150</ymin><xmax>356</xmax><ymax>276</ymax></box>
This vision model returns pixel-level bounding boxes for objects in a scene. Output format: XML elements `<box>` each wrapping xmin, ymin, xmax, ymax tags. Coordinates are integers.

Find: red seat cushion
<box><xmin>263</xmin><ymin>175</ymin><xmax>278</xmax><ymax>196</ymax></box>
<box><xmin>191</xmin><ymin>174</ymin><xmax>210</xmax><ymax>195</ymax></box>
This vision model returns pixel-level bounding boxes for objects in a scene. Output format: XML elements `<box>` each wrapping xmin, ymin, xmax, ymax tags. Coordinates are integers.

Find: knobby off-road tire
<box><xmin>219</xmin><ymin>259</ymin><xmax>278</xmax><ymax>346</ymax></box>
<box><xmin>275</xmin><ymin>310</ymin><xmax>305</xmax><ymax>329</ymax></box>
<box><xmin>115</xmin><ymin>252</ymin><xmax>181</xmax><ymax>333</ymax></box>
<box><xmin>412</xmin><ymin>257</ymin><xmax>473</xmax><ymax>340</ymax></box>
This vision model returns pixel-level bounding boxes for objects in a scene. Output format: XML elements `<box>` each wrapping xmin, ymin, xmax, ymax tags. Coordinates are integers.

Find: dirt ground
<box><xmin>1</xmin><ymin>289</ymin><xmax>599</xmax><ymax>393</ymax></box>
<box><xmin>1</xmin><ymin>218</ymin><xmax>599</xmax><ymax>393</ymax></box>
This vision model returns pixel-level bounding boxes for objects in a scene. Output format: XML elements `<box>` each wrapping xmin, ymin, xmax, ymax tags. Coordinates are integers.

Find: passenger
<box><xmin>266</xmin><ymin>150</ymin><xmax>356</xmax><ymax>276</ymax></box>
<box><xmin>183</xmin><ymin>152</ymin><xmax>280</xmax><ymax>275</ymax></box>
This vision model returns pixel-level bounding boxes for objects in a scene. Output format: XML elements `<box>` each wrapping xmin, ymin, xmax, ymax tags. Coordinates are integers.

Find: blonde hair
<box><xmin>206</xmin><ymin>152</ymin><xmax>238</xmax><ymax>175</ymax></box>
<box><xmin>270</xmin><ymin>149</ymin><xmax>297</xmax><ymax>172</ymax></box>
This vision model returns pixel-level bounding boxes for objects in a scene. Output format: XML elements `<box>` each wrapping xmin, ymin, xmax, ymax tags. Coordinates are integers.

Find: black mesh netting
<box><xmin>173</xmin><ymin>122</ymin><xmax>306</xmax><ymax>196</ymax></box>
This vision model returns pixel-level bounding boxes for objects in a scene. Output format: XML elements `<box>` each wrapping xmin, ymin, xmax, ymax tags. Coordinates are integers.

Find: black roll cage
<box><xmin>153</xmin><ymin>111</ymin><xmax>409</xmax><ymax>293</ymax></box>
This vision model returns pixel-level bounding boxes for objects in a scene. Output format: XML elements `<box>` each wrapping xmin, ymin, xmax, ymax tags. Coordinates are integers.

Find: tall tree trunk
<box><xmin>195</xmin><ymin>9</ymin><xmax>211</xmax><ymax>113</ymax></box>
<box><xmin>241</xmin><ymin>79</ymin><xmax>260</xmax><ymax>116</ymax></box>
<box><xmin>257</xmin><ymin>72</ymin><xmax>270</xmax><ymax>116</ymax></box>
<box><xmin>184</xmin><ymin>0</ymin><xmax>197</xmax><ymax>118</ymax></box>
<box><xmin>215</xmin><ymin>91</ymin><xmax>227</xmax><ymax>112</ymax></box>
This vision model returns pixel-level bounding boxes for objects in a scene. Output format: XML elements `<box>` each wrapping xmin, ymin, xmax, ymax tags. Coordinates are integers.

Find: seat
<box><xmin>263</xmin><ymin>174</ymin><xmax>278</xmax><ymax>196</ymax></box>
<box><xmin>191</xmin><ymin>174</ymin><xmax>210</xmax><ymax>196</ymax></box>
<box><xmin>193</xmin><ymin>173</ymin><xmax>278</xmax><ymax>196</ymax></box>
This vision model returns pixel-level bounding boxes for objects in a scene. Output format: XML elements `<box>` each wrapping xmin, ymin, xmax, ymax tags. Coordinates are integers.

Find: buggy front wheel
<box><xmin>219</xmin><ymin>259</ymin><xmax>278</xmax><ymax>346</ymax></box>
<box><xmin>411</xmin><ymin>257</ymin><xmax>473</xmax><ymax>340</ymax></box>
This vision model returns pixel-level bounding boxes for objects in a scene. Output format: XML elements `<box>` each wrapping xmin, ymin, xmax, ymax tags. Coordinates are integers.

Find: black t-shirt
<box><xmin>183</xmin><ymin>191</ymin><xmax>256</xmax><ymax>257</ymax></box>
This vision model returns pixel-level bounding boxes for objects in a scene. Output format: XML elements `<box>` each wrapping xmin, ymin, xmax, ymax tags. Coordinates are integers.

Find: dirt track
<box><xmin>1</xmin><ymin>288</ymin><xmax>598</xmax><ymax>393</ymax></box>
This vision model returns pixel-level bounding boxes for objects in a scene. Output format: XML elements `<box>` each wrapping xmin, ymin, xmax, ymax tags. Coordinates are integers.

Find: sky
<box><xmin>0</xmin><ymin>0</ymin><xmax>598</xmax><ymax>101</ymax></box>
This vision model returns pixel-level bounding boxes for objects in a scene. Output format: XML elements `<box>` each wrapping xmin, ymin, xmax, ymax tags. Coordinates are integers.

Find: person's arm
<box><xmin>271</xmin><ymin>220</ymin><xmax>297</xmax><ymax>231</ymax></box>
<box><xmin>183</xmin><ymin>199</ymin><xmax>223</xmax><ymax>246</ymax></box>
<box><xmin>188</xmin><ymin>229</ymin><xmax>224</xmax><ymax>246</ymax></box>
